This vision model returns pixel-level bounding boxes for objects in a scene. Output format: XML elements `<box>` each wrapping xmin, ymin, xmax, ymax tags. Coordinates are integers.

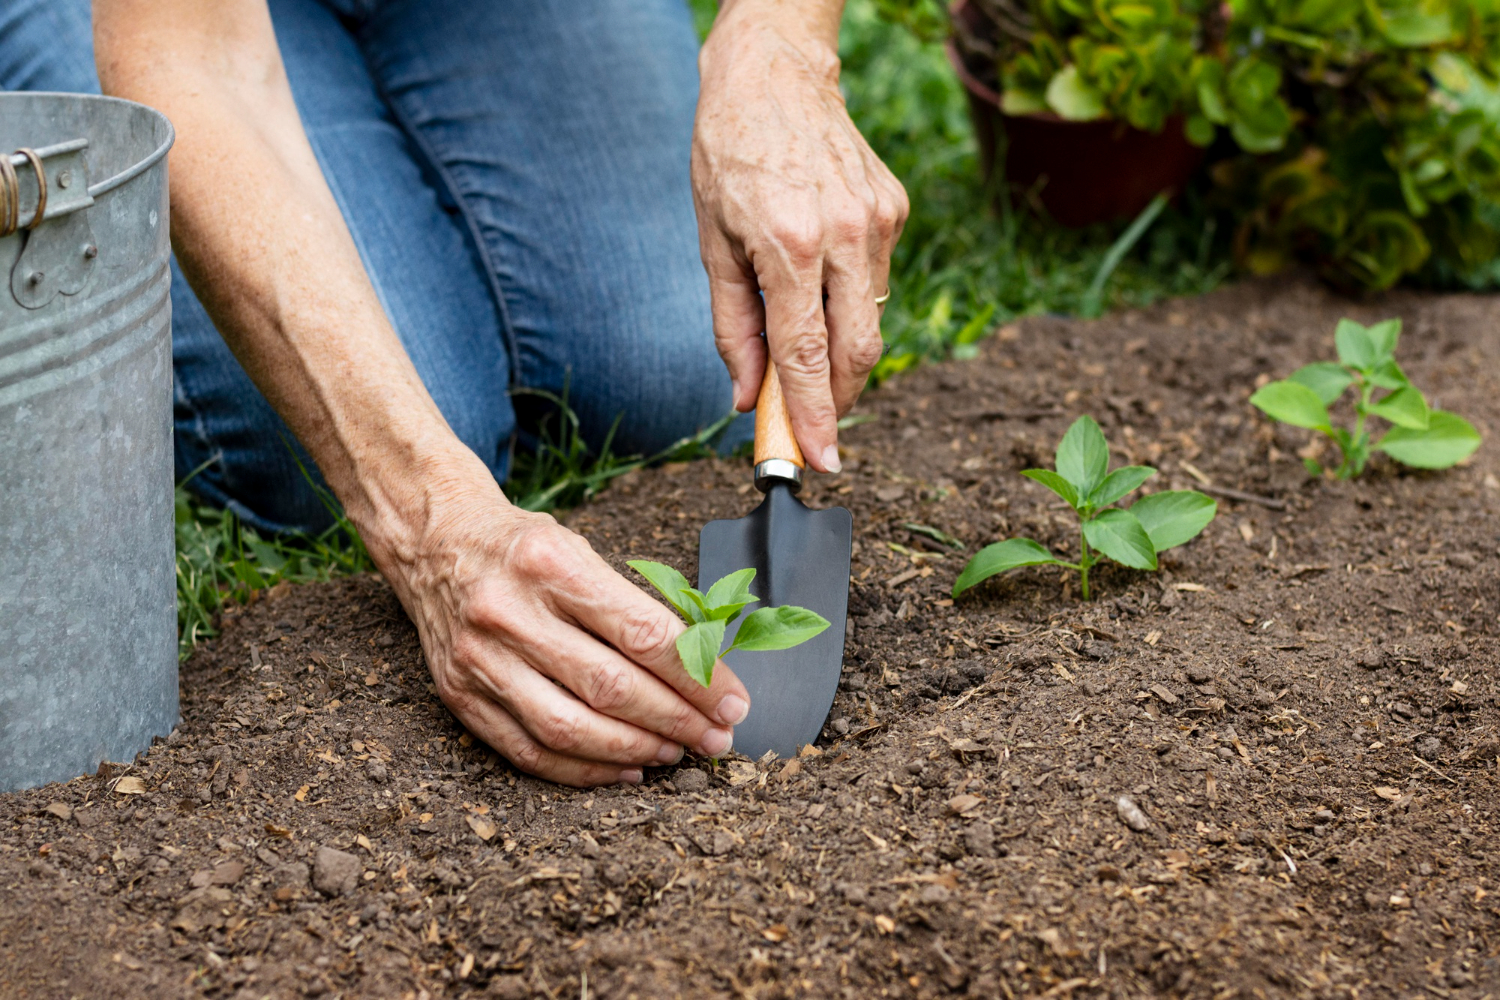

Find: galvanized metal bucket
<box><xmin>0</xmin><ymin>93</ymin><xmax>176</xmax><ymax>792</ymax></box>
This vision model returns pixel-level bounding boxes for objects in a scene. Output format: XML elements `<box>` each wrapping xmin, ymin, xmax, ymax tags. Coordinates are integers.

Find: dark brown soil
<box><xmin>4</xmin><ymin>276</ymin><xmax>1499</xmax><ymax>1000</ymax></box>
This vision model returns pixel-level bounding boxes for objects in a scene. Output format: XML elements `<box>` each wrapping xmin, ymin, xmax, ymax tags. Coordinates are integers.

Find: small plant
<box><xmin>628</xmin><ymin>562</ymin><xmax>830</xmax><ymax>687</ymax></box>
<box><xmin>1249</xmin><ymin>316</ymin><xmax>1481</xmax><ymax>478</ymax></box>
<box><xmin>952</xmin><ymin>416</ymin><xmax>1217</xmax><ymax>600</ymax></box>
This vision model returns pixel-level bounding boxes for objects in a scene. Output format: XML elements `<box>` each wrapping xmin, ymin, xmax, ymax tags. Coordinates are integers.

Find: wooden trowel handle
<box><xmin>753</xmin><ymin>360</ymin><xmax>805</xmax><ymax>468</ymax></box>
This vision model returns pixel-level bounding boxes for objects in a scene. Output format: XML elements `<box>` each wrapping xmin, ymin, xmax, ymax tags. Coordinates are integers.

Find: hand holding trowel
<box><xmin>696</xmin><ymin>360</ymin><xmax>853</xmax><ymax>759</ymax></box>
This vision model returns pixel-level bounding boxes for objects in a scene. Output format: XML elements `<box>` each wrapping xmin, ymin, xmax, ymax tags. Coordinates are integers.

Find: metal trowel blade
<box><xmin>697</xmin><ymin>483</ymin><xmax>852</xmax><ymax>759</ymax></box>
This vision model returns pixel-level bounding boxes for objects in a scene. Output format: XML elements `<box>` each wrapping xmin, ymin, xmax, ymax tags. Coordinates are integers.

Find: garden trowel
<box><xmin>697</xmin><ymin>361</ymin><xmax>852</xmax><ymax>759</ymax></box>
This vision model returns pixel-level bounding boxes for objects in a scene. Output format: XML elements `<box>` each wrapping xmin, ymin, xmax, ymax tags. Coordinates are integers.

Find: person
<box><xmin>0</xmin><ymin>0</ymin><xmax>906</xmax><ymax>786</ymax></box>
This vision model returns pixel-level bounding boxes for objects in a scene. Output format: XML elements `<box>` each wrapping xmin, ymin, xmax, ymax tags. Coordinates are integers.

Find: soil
<box><xmin>4</xmin><ymin>275</ymin><xmax>1500</xmax><ymax>1000</ymax></box>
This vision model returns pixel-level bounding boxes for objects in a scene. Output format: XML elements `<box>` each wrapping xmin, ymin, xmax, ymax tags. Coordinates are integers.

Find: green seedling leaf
<box><xmin>1334</xmin><ymin>319</ymin><xmax>1377</xmax><ymax>371</ymax></box>
<box><xmin>1377</xmin><ymin>410</ymin><xmax>1482</xmax><ymax>469</ymax></box>
<box><xmin>1288</xmin><ymin>362</ymin><xmax>1354</xmax><ymax>405</ymax></box>
<box><xmin>727</xmin><ymin>606</ymin><xmax>831</xmax><ymax>653</ymax></box>
<box><xmin>702</xmin><ymin>567</ymin><xmax>758</xmax><ymax>622</ymax></box>
<box><xmin>1303</xmin><ymin>457</ymin><xmax>1324</xmax><ymax>477</ymax></box>
<box><xmin>1082</xmin><ymin>508</ymin><xmax>1157</xmax><ymax>571</ymax></box>
<box><xmin>628</xmin><ymin>560</ymin><xmax>704</xmax><ymax>622</ymax></box>
<box><xmin>1089</xmin><ymin>466</ymin><xmax>1156</xmax><ymax>508</ymax></box>
<box><xmin>1055</xmin><ymin>416</ymin><xmax>1110</xmax><ymax>496</ymax></box>
<box><xmin>1365</xmin><ymin>318</ymin><xmax>1401</xmax><ymax>360</ymax></box>
<box><xmin>952</xmin><ymin>539</ymin><xmax>1062</xmax><ymax>597</ymax></box>
<box><xmin>1368</xmin><ymin>385</ymin><xmax>1429</xmax><ymax>430</ymax></box>
<box><xmin>1021</xmin><ymin>469</ymin><xmax>1080</xmax><ymax>508</ymax></box>
<box><xmin>1129</xmin><ymin>491</ymin><xmax>1218</xmax><ymax>551</ymax></box>
<box><xmin>903</xmin><ymin>522</ymin><xmax>965</xmax><ymax>550</ymax></box>
<box><xmin>676</xmin><ymin>619</ymin><xmax>727</xmax><ymax>687</ymax></box>
<box><xmin>1366</xmin><ymin>359</ymin><xmax>1410</xmax><ymax>391</ymax></box>
<box><xmin>1250</xmin><ymin>380</ymin><xmax>1333</xmax><ymax>431</ymax></box>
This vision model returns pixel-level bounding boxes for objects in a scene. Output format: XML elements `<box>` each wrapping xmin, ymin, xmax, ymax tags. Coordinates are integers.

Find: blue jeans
<box><xmin>1</xmin><ymin>0</ymin><xmax>744</xmax><ymax>533</ymax></box>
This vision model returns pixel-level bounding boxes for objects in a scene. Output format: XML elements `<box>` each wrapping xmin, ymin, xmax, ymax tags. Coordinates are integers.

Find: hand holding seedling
<box><xmin>629</xmin><ymin>562</ymin><xmax>830</xmax><ymax>688</ymax></box>
<box><xmin>953</xmin><ymin>416</ymin><xmax>1217</xmax><ymax>600</ymax></box>
<box><xmin>1250</xmin><ymin>317</ymin><xmax>1481</xmax><ymax>478</ymax></box>
<box><xmin>389</xmin><ymin>503</ymin><xmax>752</xmax><ymax>788</ymax></box>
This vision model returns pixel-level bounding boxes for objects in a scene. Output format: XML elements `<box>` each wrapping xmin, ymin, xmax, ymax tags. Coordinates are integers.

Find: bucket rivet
<box><xmin>83</xmin><ymin>244</ymin><xmax>98</xmax><ymax>259</ymax></box>
<box><xmin>57</xmin><ymin>170</ymin><xmax>72</xmax><ymax>189</ymax></box>
<box><xmin>26</xmin><ymin>270</ymin><xmax>43</xmax><ymax>286</ymax></box>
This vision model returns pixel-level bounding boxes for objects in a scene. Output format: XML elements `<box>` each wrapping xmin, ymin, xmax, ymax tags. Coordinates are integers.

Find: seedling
<box><xmin>952</xmin><ymin>417</ymin><xmax>1217</xmax><ymax>601</ymax></box>
<box><xmin>628</xmin><ymin>561</ymin><xmax>829</xmax><ymax>687</ymax></box>
<box><xmin>1250</xmin><ymin>317</ymin><xmax>1481</xmax><ymax>479</ymax></box>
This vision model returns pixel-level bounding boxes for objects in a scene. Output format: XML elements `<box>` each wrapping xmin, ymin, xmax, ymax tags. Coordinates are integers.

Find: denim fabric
<box><xmin>1</xmin><ymin>0</ymin><xmax>746</xmax><ymax>533</ymax></box>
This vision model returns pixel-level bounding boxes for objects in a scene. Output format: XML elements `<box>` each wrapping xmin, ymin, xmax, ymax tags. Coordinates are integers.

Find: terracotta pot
<box><xmin>945</xmin><ymin>0</ymin><xmax>1204</xmax><ymax>227</ymax></box>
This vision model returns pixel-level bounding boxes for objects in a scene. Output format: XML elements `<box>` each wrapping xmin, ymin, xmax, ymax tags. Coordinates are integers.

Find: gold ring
<box><xmin>874</xmin><ymin>288</ymin><xmax>892</xmax><ymax>306</ymax></box>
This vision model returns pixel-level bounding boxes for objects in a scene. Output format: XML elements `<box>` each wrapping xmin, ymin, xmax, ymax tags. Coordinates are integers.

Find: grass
<box><xmin>173</xmin><ymin>0</ymin><xmax>1232</xmax><ymax>657</ymax></box>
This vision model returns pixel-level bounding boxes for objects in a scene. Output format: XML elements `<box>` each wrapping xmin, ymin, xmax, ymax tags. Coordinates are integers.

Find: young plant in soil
<box><xmin>953</xmin><ymin>416</ymin><xmax>1217</xmax><ymax>601</ymax></box>
<box><xmin>628</xmin><ymin>561</ymin><xmax>829</xmax><ymax>687</ymax></box>
<box><xmin>1250</xmin><ymin>316</ymin><xmax>1482</xmax><ymax>478</ymax></box>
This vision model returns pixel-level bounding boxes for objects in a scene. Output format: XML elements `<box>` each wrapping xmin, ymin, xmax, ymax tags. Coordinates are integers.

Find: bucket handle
<box><xmin>0</xmin><ymin>138</ymin><xmax>93</xmax><ymax>237</ymax></box>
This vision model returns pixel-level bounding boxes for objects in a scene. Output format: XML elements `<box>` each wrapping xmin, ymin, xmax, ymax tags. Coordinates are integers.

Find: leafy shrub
<box><xmin>888</xmin><ymin>0</ymin><xmax>1500</xmax><ymax>290</ymax></box>
<box><xmin>952</xmin><ymin>417</ymin><xmax>1216</xmax><ymax>600</ymax></box>
<box><xmin>1250</xmin><ymin>316</ymin><xmax>1481</xmax><ymax>476</ymax></box>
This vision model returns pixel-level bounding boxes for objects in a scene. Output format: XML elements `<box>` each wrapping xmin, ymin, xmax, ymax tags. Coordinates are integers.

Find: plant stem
<box><xmin>1079</xmin><ymin>533</ymin><xmax>1093</xmax><ymax>601</ymax></box>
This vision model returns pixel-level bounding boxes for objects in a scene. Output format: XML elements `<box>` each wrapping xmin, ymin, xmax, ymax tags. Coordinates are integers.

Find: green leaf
<box><xmin>1368</xmin><ymin>385</ymin><xmax>1429</xmax><ymax>430</ymax></box>
<box><xmin>1365</xmin><ymin>318</ymin><xmax>1401</xmax><ymax>360</ymax></box>
<box><xmin>1367</xmin><ymin>359</ymin><xmax>1410</xmax><ymax>391</ymax></box>
<box><xmin>628</xmin><ymin>560</ymin><xmax>701</xmax><ymax>622</ymax></box>
<box><xmin>1382</xmin><ymin>10</ymin><xmax>1453</xmax><ymax>47</ymax></box>
<box><xmin>1088</xmin><ymin>466</ymin><xmax>1156</xmax><ymax>508</ymax></box>
<box><xmin>1288</xmin><ymin>362</ymin><xmax>1354</xmax><ymax>405</ymax></box>
<box><xmin>1185</xmin><ymin>114</ymin><xmax>1215</xmax><ymax>147</ymax></box>
<box><xmin>1045</xmin><ymin>66</ymin><xmax>1105</xmax><ymax>121</ymax></box>
<box><xmin>701</xmin><ymin>568</ymin><xmax>758</xmax><ymax>622</ymax></box>
<box><xmin>1250</xmin><ymin>380</ymin><xmax>1333</xmax><ymax>431</ymax></box>
<box><xmin>682</xmin><ymin>588</ymin><xmax>713</xmax><ymax>623</ymax></box>
<box><xmin>726</xmin><ymin>606</ymin><xmax>830</xmax><ymax>653</ymax></box>
<box><xmin>1128</xmin><ymin>491</ymin><xmax>1218</xmax><ymax>551</ymax></box>
<box><xmin>1001</xmin><ymin>89</ymin><xmax>1048</xmax><ymax>115</ymax></box>
<box><xmin>952</xmin><ymin>539</ymin><xmax>1062</xmax><ymax>597</ymax></box>
<box><xmin>1055</xmin><ymin>416</ymin><xmax>1110</xmax><ymax>496</ymax></box>
<box><xmin>1334</xmin><ymin>319</ymin><xmax>1377</xmax><ymax>370</ymax></box>
<box><xmin>1082</xmin><ymin>509</ymin><xmax>1157</xmax><ymax>571</ymax></box>
<box><xmin>1195</xmin><ymin>59</ymin><xmax>1228</xmax><ymax>124</ymax></box>
<box><xmin>1377</xmin><ymin>410</ymin><xmax>1482</xmax><ymax>469</ymax></box>
<box><xmin>1021</xmin><ymin>468</ymin><xmax>1080</xmax><ymax>508</ymax></box>
<box><xmin>1303</xmin><ymin>457</ymin><xmax>1324</xmax><ymax>477</ymax></box>
<box><xmin>676</xmin><ymin>619</ymin><xmax>727</xmax><ymax>688</ymax></box>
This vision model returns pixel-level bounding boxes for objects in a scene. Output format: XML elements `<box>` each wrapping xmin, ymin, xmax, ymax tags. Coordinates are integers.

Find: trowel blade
<box><xmin>697</xmin><ymin>483</ymin><xmax>852</xmax><ymax>760</ymax></box>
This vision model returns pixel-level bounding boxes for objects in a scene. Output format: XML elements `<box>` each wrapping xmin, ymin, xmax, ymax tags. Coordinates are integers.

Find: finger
<box><xmin>555</xmin><ymin>564</ymin><xmax>753</xmax><ymax>731</ymax></box>
<box><xmin>823</xmin><ymin>253</ymin><xmax>884</xmax><ymax>417</ymax></box>
<box><xmin>702</xmin><ymin>233</ymin><xmax>768</xmax><ymax>414</ymax></box>
<box><xmin>453</xmin><ymin>687</ymin><xmax>641</xmax><ymax>788</ymax></box>
<box><xmin>505</xmin><ymin>620</ymin><xmax>736</xmax><ymax>759</ymax></box>
<box><xmin>469</xmin><ymin>654</ymin><xmax>686</xmax><ymax>767</ymax></box>
<box><xmin>758</xmin><ymin>249</ymin><xmax>840</xmax><ymax>473</ymax></box>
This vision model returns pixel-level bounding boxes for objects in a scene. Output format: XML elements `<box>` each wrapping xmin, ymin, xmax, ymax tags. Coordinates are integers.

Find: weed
<box><xmin>629</xmin><ymin>562</ymin><xmax>829</xmax><ymax>687</ymax></box>
<box><xmin>952</xmin><ymin>416</ymin><xmax>1216</xmax><ymax>600</ymax></box>
<box><xmin>1250</xmin><ymin>317</ymin><xmax>1482</xmax><ymax>478</ymax></box>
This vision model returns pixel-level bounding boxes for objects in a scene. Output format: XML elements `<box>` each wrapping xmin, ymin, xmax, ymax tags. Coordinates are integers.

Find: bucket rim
<box><xmin>0</xmin><ymin>91</ymin><xmax>175</xmax><ymax>199</ymax></box>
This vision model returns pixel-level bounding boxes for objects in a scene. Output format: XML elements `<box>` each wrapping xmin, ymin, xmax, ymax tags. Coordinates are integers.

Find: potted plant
<box><xmin>887</xmin><ymin>0</ymin><xmax>1500</xmax><ymax>289</ymax></box>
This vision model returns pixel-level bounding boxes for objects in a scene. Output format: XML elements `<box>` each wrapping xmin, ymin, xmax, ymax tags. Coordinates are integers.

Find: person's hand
<box><xmin>692</xmin><ymin>0</ymin><xmax>909</xmax><ymax>474</ymax></box>
<box><xmin>375</xmin><ymin>465</ymin><xmax>751</xmax><ymax>788</ymax></box>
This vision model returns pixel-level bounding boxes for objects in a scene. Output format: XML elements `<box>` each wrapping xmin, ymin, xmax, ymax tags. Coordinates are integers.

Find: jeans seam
<box><xmin>363</xmin><ymin>74</ymin><xmax>523</xmax><ymax>396</ymax></box>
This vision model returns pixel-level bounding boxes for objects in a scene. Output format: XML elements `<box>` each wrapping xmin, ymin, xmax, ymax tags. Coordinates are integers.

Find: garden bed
<box><xmin>3</xmin><ymin>276</ymin><xmax>1498</xmax><ymax>999</ymax></box>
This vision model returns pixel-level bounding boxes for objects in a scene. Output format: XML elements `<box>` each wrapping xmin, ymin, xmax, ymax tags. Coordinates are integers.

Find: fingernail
<box><xmin>716</xmin><ymin>694</ymin><xmax>750</xmax><ymax>726</ymax></box>
<box><xmin>657</xmin><ymin>743</ymin><xmax>685</xmax><ymax>765</ymax></box>
<box><xmin>699</xmin><ymin>728</ymin><xmax>732</xmax><ymax>757</ymax></box>
<box><xmin>730</xmin><ymin>377</ymin><xmax>741</xmax><ymax>404</ymax></box>
<box><xmin>619</xmin><ymin>768</ymin><xmax>644</xmax><ymax>785</ymax></box>
<box><xmin>821</xmin><ymin>445</ymin><xmax>842</xmax><ymax>474</ymax></box>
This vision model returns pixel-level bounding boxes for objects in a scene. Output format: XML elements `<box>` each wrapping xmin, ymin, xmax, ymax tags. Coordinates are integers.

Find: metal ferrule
<box><xmin>754</xmin><ymin>459</ymin><xmax>803</xmax><ymax>494</ymax></box>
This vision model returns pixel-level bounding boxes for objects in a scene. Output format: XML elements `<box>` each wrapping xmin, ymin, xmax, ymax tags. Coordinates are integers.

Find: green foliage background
<box><xmin>907</xmin><ymin>0</ymin><xmax>1500</xmax><ymax>291</ymax></box>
